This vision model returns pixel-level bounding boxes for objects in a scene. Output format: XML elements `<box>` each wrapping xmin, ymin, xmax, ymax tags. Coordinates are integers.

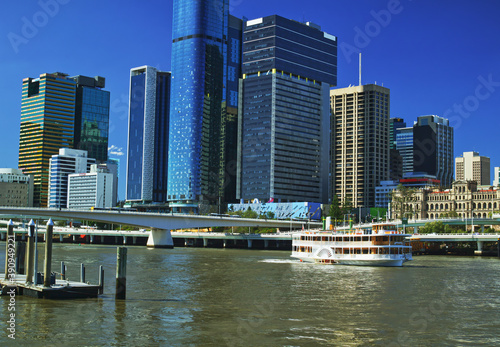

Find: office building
<box><xmin>413</xmin><ymin>115</ymin><xmax>454</xmax><ymax>187</ymax></box>
<box><xmin>19</xmin><ymin>72</ymin><xmax>76</xmax><ymax>207</ymax></box>
<box><xmin>389</xmin><ymin>117</ymin><xmax>405</xmax><ymax>180</ymax></box>
<box><xmin>330</xmin><ymin>84</ymin><xmax>390</xmax><ymax>208</ymax></box>
<box><xmin>455</xmin><ymin>151</ymin><xmax>490</xmax><ymax>185</ymax></box>
<box><xmin>102</xmin><ymin>160</ymin><xmax>119</xmax><ymax>206</ymax></box>
<box><xmin>0</xmin><ymin>168</ymin><xmax>33</xmax><ymax>207</ymax></box>
<box><xmin>68</xmin><ymin>164</ymin><xmax>115</xmax><ymax>209</ymax></box>
<box><xmin>126</xmin><ymin>66</ymin><xmax>171</xmax><ymax>204</ymax></box>
<box><xmin>167</xmin><ymin>0</ymin><xmax>230</xmax><ymax>211</ymax></box>
<box><xmin>375</xmin><ymin>173</ymin><xmax>440</xmax><ymax>208</ymax></box>
<box><xmin>389</xmin><ymin>149</ymin><xmax>403</xmax><ymax>181</ymax></box>
<box><xmin>48</xmin><ymin>148</ymin><xmax>95</xmax><ymax>208</ymax></box>
<box><xmin>390</xmin><ymin>118</ymin><xmax>406</xmax><ymax>150</ymax></box>
<box><xmin>71</xmin><ymin>75</ymin><xmax>110</xmax><ymax>163</ymax></box>
<box><xmin>238</xmin><ymin>15</ymin><xmax>337</xmax><ymax>203</ymax></box>
<box><xmin>396</xmin><ymin>127</ymin><xmax>414</xmax><ymax>175</ymax></box>
<box><xmin>494</xmin><ymin>167</ymin><xmax>500</xmax><ymax>187</ymax></box>
<box><xmin>221</xmin><ymin>14</ymin><xmax>243</xmax><ymax>204</ymax></box>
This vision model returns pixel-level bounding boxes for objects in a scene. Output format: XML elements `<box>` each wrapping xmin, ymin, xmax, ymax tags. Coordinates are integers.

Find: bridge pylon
<box><xmin>147</xmin><ymin>228</ymin><xmax>174</xmax><ymax>248</ymax></box>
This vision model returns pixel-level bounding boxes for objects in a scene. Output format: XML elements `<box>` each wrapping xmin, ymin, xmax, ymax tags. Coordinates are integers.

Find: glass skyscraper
<box><xmin>168</xmin><ymin>0</ymin><xmax>230</xmax><ymax>210</ymax></box>
<box><xmin>126</xmin><ymin>66</ymin><xmax>171</xmax><ymax>203</ymax></box>
<box><xmin>71</xmin><ymin>75</ymin><xmax>110</xmax><ymax>163</ymax></box>
<box><xmin>396</xmin><ymin>127</ymin><xmax>414</xmax><ymax>176</ymax></box>
<box><xmin>413</xmin><ymin>115</ymin><xmax>454</xmax><ymax>187</ymax></box>
<box><xmin>238</xmin><ymin>15</ymin><xmax>337</xmax><ymax>203</ymax></box>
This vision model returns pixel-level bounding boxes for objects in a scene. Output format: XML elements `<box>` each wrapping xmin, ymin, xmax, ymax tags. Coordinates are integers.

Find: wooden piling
<box><xmin>61</xmin><ymin>261</ymin><xmax>65</xmax><ymax>280</ymax></box>
<box><xmin>43</xmin><ymin>219</ymin><xmax>54</xmax><ymax>287</ymax></box>
<box><xmin>115</xmin><ymin>247</ymin><xmax>127</xmax><ymax>299</ymax></box>
<box><xmin>25</xmin><ymin>220</ymin><xmax>35</xmax><ymax>283</ymax></box>
<box><xmin>98</xmin><ymin>265</ymin><xmax>104</xmax><ymax>295</ymax></box>
<box><xmin>15</xmin><ymin>242</ymin><xmax>26</xmax><ymax>275</ymax></box>
<box><xmin>80</xmin><ymin>263</ymin><xmax>85</xmax><ymax>283</ymax></box>
<box><xmin>4</xmin><ymin>220</ymin><xmax>14</xmax><ymax>280</ymax></box>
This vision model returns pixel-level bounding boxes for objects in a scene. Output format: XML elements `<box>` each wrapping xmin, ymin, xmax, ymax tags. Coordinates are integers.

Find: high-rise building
<box><xmin>238</xmin><ymin>15</ymin><xmax>337</xmax><ymax>203</ymax></box>
<box><xmin>389</xmin><ymin>149</ymin><xmax>403</xmax><ymax>181</ymax></box>
<box><xmin>396</xmin><ymin>127</ymin><xmax>414</xmax><ymax>175</ymax></box>
<box><xmin>494</xmin><ymin>167</ymin><xmax>500</xmax><ymax>187</ymax></box>
<box><xmin>0</xmin><ymin>168</ymin><xmax>34</xmax><ymax>207</ymax></box>
<box><xmin>221</xmin><ymin>14</ymin><xmax>243</xmax><ymax>204</ymax></box>
<box><xmin>390</xmin><ymin>118</ymin><xmax>406</xmax><ymax>150</ymax></box>
<box><xmin>455</xmin><ymin>151</ymin><xmax>490</xmax><ymax>185</ymax></box>
<box><xmin>102</xmin><ymin>160</ymin><xmax>119</xmax><ymax>207</ymax></box>
<box><xmin>70</xmin><ymin>75</ymin><xmax>110</xmax><ymax>163</ymax></box>
<box><xmin>167</xmin><ymin>0</ymin><xmax>230</xmax><ymax>211</ymax></box>
<box><xmin>330</xmin><ymin>84</ymin><xmax>390</xmax><ymax>208</ymax></box>
<box><xmin>19</xmin><ymin>72</ymin><xmax>76</xmax><ymax>207</ymax></box>
<box><xmin>389</xmin><ymin>117</ymin><xmax>406</xmax><ymax>181</ymax></box>
<box><xmin>48</xmin><ymin>148</ymin><xmax>95</xmax><ymax>208</ymax></box>
<box><xmin>68</xmin><ymin>164</ymin><xmax>115</xmax><ymax>209</ymax></box>
<box><xmin>126</xmin><ymin>66</ymin><xmax>171</xmax><ymax>204</ymax></box>
<box><xmin>413</xmin><ymin>115</ymin><xmax>454</xmax><ymax>187</ymax></box>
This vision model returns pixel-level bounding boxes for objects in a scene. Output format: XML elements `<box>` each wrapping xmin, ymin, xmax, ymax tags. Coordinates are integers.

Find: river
<box><xmin>0</xmin><ymin>243</ymin><xmax>499</xmax><ymax>346</ymax></box>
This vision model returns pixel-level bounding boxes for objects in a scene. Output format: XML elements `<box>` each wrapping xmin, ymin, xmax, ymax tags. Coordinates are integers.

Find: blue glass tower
<box><xmin>71</xmin><ymin>75</ymin><xmax>110</xmax><ymax>163</ymax></box>
<box><xmin>168</xmin><ymin>0</ymin><xmax>229</xmax><ymax>210</ymax></box>
<box><xmin>126</xmin><ymin>66</ymin><xmax>171</xmax><ymax>203</ymax></box>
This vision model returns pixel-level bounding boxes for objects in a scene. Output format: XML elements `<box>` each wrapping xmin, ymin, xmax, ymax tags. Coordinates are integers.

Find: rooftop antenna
<box><xmin>358</xmin><ymin>53</ymin><xmax>362</xmax><ymax>86</ymax></box>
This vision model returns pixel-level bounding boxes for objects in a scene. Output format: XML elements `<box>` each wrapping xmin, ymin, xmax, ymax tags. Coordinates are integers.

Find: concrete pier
<box><xmin>147</xmin><ymin>228</ymin><xmax>174</xmax><ymax>248</ymax></box>
<box><xmin>475</xmin><ymin>240</ymin><xmax>484</xmax><ymax>255</ymax></box>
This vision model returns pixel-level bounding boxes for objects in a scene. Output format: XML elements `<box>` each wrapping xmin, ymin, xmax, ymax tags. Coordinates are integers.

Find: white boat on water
<box><xmin>291</xmin><ymin>223</ymin><xmax>413</xmax><ymax>267</ymax></box>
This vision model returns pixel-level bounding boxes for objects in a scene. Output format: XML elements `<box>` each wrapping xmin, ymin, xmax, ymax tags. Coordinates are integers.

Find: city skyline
<box><xmin>1</xmin><ymin>0</ymin><xmax>500</xmax><ymax>200</ymax></box>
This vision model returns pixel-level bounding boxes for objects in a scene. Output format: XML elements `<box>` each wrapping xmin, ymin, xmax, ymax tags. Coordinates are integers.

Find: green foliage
<box><xmin>441</xmin><ymin>210</ymin><xmax>459</xmax><ymax>218</ymax></box>
<box><xmin>342</xmin><ymin>197</ymin><xmax>353</xmax><ymax>214</ymax></box>
<box><xmin>329</xmin><ymin>195</ymin><xmax>343</xmax><ymax>221</ymax></box>
<box><xmin>419</xmin><ymin>221</ymin><xmax>445</xmax><ymax>234</ymax></box>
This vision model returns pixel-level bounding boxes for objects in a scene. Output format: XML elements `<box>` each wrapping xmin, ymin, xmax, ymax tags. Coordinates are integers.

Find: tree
<box><xmin>442</xmin><ymin>210</ymin><xmax>459</xmax><ymax>218</ymax></box>
<box><xmin>329</xmin><ymin>195</ymin><xmax>343</xmax><ymax>222</ymax></box>
<box><xmin>419</xmin><ymin>221</ymin><xmax>445</xmax><ymax>234</ymax></box>
<box><xmin>342</xmin><ymin>197</ymin><xmax>353</xmax><ymax>215</ymax></box>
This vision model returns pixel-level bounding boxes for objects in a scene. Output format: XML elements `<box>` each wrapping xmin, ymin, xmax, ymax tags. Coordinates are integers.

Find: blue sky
<box><xmin>1</xmin><ymin>0</ymin><xmax>499</xmax><ymax>200</ymax></box>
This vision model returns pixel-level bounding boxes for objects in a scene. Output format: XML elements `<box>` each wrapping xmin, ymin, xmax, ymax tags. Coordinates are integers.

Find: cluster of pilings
<box><xmin>2</xmin><ymin>219</ymin><xmax>129</xmax><ymax>299</ymax></box>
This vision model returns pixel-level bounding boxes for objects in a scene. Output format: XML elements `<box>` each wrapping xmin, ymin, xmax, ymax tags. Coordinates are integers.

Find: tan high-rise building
<box><xmin>18</xmin><ymin>73</ymin><xmax>76</xmax><ymax>207</ymax></box>
<box><xmin>455</xmin><ymin>151</ymin><xmax>490</xmax><ymax>185</ymax></box>
<box><xmin>330</xmin><ymin>84</ymin><xmax>390</xmax><ymax>207</ymax></box>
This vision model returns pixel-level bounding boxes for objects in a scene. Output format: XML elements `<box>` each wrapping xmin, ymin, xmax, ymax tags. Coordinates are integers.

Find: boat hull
<box><xmin>336</xmin><ymin>258</ymin><xmax>404</xmax><ymax>267</ymax></box>
<box><xmin>291</xmin><ymin>254</ymin><xmax>412</xmax><ymax>267</ymax></box>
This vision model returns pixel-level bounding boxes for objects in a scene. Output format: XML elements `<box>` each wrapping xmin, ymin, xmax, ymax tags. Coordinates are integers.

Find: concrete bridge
<box><xmin>0</xmin><ymin>207</ymin><xmax>321</xmax><ymax>248</ymax></box>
